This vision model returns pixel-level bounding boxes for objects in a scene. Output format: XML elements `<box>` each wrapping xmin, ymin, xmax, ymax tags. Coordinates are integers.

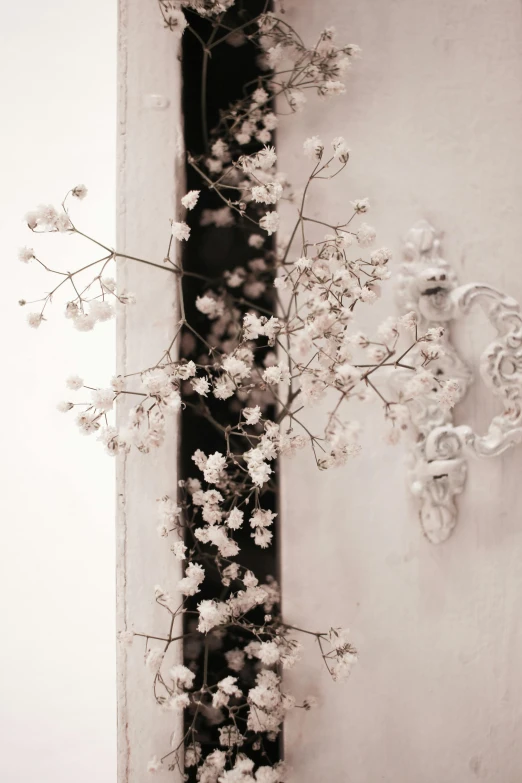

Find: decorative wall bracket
<box><xmin>394</xmin><ymin>220</ymin><xmax>522</xmax><ymax>543</ymax></box>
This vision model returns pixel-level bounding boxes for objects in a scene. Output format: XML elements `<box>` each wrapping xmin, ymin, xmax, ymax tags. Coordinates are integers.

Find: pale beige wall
<box><xmin>280</xmin><ymin>2</ymin><xmax>522</xmax><ymax>781</ymax></box>
<box><xmin>0</xmin><ymin>2</ymin><xmax>117</xmax><ymax>782</ymax></box>
<box><xmin>116</xmin><ymin>3</ymin><xmax>183</xmax><ymax>781</ymax></box>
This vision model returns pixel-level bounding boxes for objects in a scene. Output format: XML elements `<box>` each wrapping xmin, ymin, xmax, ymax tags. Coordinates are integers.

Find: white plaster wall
<box><xmin>0</xmin><ymin>2</ymin><xmax>117</xmax><ymax>782</ymax></box>
<box><xmin>279</xmin><ymin>2</ymin><xmax>522</xmax><ymax>781</ymax></box>
<box><xmin>116</xmin><ymin>3</ymin><xmax>184</xmax><ymax>781</ymax></box>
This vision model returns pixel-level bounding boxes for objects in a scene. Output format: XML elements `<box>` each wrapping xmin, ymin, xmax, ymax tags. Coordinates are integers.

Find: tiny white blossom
<box><xmin>201</xmin><ymin>206</ymin><xmax>234</xmax><ymax>227</ymax></box>
<box><xmin>197</xmin><ymin>599</ymin><xmax>230</xmax><ymax>633</ymax></box>
<box><xmin>332</xmin><ymin>136</ymin><xmax>350</xmax><ymax>161</ymax></box>
<box><xmin>222</xmin><ymin>355</ymin><xmax>251</xmax><ymax>381</ymax></box>
<box><xmin>253</xmin><ymin>525</ymin><xmax>273</xmax><ymax>549</ymax></box>
<box><xmin>66</xmin><ymin>374</ymin><xmax>84</xmax><ymax>390</ymax></box>
<box><xmin>243</xmin><ymin>312</ymin><xmax>264</xmax><ymax>340</ymax></box>
<box><xmin>322</xmin><ymin>80</ymin><xmax>346</xmax><ymax>96</ymax></box>
<box><xmin>403</xmin><ymin>369</ymin><xmax>437</xmax><ymax>399</ymax></box>
<box><xmin>257</xmin><ymin>640</ymin><xmax>280</xmax><ymax>665</ymax></box>
<box><xmin>72</xmin><ymin>184</ymin><xmax>88</xmax><ymax>199</ymax></box>
<box><xmin>91</xmin><ymin>388</ymin><xmax>115</xmax><ymax>412</ymax></box>
<box><xmin>210</xmin><ymin>139</ymin><xmax>227</xmax><ymax>159</ymax></box>
<box><xmin>226</xmin><ymin>508</ymin><xmax>244</xmax><ymax>530</ymax></box>
<box><xmin>171</xmin><ymin>221</ymin><xmax>191</xmax><ymax>241</ymax></box>
<box><xmin>184</xmin><ymin>743</ymin><xmax>202</xmax><ymax>768</ymax></box>
<box><xmin>267</xmin><ymin>43</ymin><xmax>285</xmax><ymax>68</ymax></box>
<box><xmin>274</xmin><ymin>275</ymin><xmax>289</xmax><ymax>290</ymax></box>
<box><xmin>218</xmin><ymin>675</ymin><xmax>241</xmax><ymax>696</ymax></box>
<box><xmin>303</xmin><ymin>135</ymin><xmax>324</xmax><ymax>159</ymax></box>
<box><xmin>18</xmin><ymin>247</ymin><xmax>34</xmax><ymax>263</ymax></box>
<box><xmin>356</xmin><ymin>222</ymin><xmax>377</xmax><ymax>247</ymax></box>
<box><xmin>181</xmin><ymin>190</ymin><xmax>200</xmax><ymax>210</ymax></box>
<box><xmin>398</xmin><ymin>311</ymin><xmax>417</xmax><ymax>331</ymax></box>
<box><xmin>425</xmin><ymin>326</ymin><xmax>445</xmax><ymax>341</ymax></box>
<box><xmin>27</xmin><ymin>312</ymin><xmax>44</xmax><ymax>328</ymax></box>
<box><xmin>224</xmin><ymin>267</ymin><xmax>246</xmax><ymax>288</ymax></box>
<box><xmin>263</xmin><ymin>112</ymin><xmax>278</xmax><ymax>130</ymax></box>
<box><xmin>171</xmin><ymin>540</ymin><xmax>187</xmax><ymax>560</ymax></box>
<box><xmin>164</xmin><ymin>8</ymin><xmax>187</xmax><ymax>36</ymax></box>
<box><xmin>191</xmin><ymin>376</ymin><xmax>211</xmax><ymax>396</ymax></box>
<box><xmin>252</xmin><ymin>87</ymin><xmax>269</xmax><ymax>105</ymax></box>
<box><xmin>251</xmin><ymin>182</ymin><xmax>283</xmax><ymax>205</ymax></box>
<box><xmin>196</xmin><ymin>294</ymin><xmax>224</xmax><ymax>319</ymax></box>
<box><xmin>178</xmin><ymin>562</ymin><xmax>205</xmax><ymax>596</ymax></box>
<box><xmin>166</xmin><ymin>692</ymin><xmax>190</xmax><ymax>710</ymax></box>
<box><xmin>263</xmin><ymin>316</ymin><xmax>281</xmax><ymax>342</ymax></box>
<box><xmin>257</xmin><ymin>129</ymin><xmax>272</xmax><ymax>144</ymax></box>
<box><xmin>111</xmin><ymin>374</ymin><xmax>125</xmax><ymax>392</ymax></box>
<box><xmin>287</xmin><ymin>88</ymin><xmax>307</xmax><ymax>111</ymax></box>
<box><xmin>350</xmin><ymin>198</ymin><xmax>369</xmax><ymax>213</ymax></box>
<box><xmin>76</xmin><ymin>411</ymin><xmax>101</xmax><ymax>435</ymax></box>
<box><xmin>213</xmin><ymin>376</ymin><xmax>235</xmax><ymax>400</ymax></box>
<box><xmin>174</xmin><ymin>361</ymin><xmax>196</xmax><ymax>380</ymax></box>
<box><xmin>202</xmin><ymin>451</ymin><xmax>227</xmax><ymax>483</ymax></box>
<box><xmin>243</xmin><ymin>406</ymin><xmax>262</xmax><ymax>425</ymax></box>
<box><xmin>90</xmin><ymin>300</ymin><xmax>115</xmax><ymax>322</ymax></box>
<box><xmin>262</xmin><ymin>362</ymin><xmax>288</xmax><ymax>385</ymax></box>
<box><xmin>246</xmin><ymin>454</ymin><xmax>272</xmax><ymax>487</ymax></box>
<box><xmin>256</xmin><ymin>145</ymin><xmax>277</xmax><ymax>170</ymax></box>
<box><xmin>257</xmin><ymin>11</ymin><xmax>277</xmax><ymax>32</ymax></box>
<box><xmin>225</xmin><ymin>648</ymin><xmax>245</xmax><ymax>672</ymax></box>
<box><xmin>435</xmin><ymin>378</ymin><xmax>461</xmax><ymax>410</ymax></box>
<box><xmin>169</xmin><ymin>664</ymin><xmax>195</xmax><ymax>690</ymax></box>
<box><xmin>370</xmin><ymin>246</ymin><xmax>392</xmax><ymax>265</ymax></box>
<box><xmin>206</xmin><ymin>156</ymin><xmax>223</xmax><ymax>174</ymax></box>
<box><xmin>218</xmin><ymin>725</ymin><xmax>244</xmax><ymax>747</ymax></box>
<box><xmin>250</xmin><ymin>508</ymin><xmax>277</xmax><ymax>529</ymax></box>
<box><xmin>101</xmin><ymin>277</ymin><xmax>117</xmax><ymax>293</ymax></box>
<box><xmin>144</xmin><ymin>648</ymin><xmax>164</xmax><ymax>671</ymax></box>
<box><xmin>295</xmin><ymin>256</ymin><xmax>312</xmax><ymax>270</ymax></box>
<box><xmin>377</xmin><ymin>316</ymin><xmax>398</xmax><ymax>344</ymax></box>
<box><xmin>73</xmin><ymin>313</ymin><xmax>96</xmax><ymax>332</ymax></box>
<box><xmin>248</xmin><ymin>233</ymin><xmax>265</xmax><ymax>249</ymax></box>
<box><xmin>331</xmin><ymin>650</ymin><xmax>358</xmax><ymax>682</ymax></box>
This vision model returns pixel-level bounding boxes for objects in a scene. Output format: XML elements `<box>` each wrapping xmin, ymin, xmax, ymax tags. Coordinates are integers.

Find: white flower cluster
<box><xmin>23</xmin><ymin>3</ymin><xmax>465</xmax><ymax>780</ymax></box>
<box><xmin>20</xmin><ymin>194</ymin><xmax>136</xmax><ymax>332</ymax></box>
<box><xmin>25</xmin><ymin>203</ymin><xmax>73</xmax><ymax>233</ymax></box>
<box><xmin>136</xmin><ymin>483</ymin><xmax>321</xmax><ymax>775</ymax></box>
<box><xmin>59</xmin><ymin>363</ymin><xmax>202</xmax><ymax>452</ymax></box>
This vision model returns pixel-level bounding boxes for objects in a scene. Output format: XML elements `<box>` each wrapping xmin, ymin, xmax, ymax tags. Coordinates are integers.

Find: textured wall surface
<box><xmin>279</xmin><ymin>2</ymin><xmax>522</xmax><ymax>781</ymax></box>
<box><xmin>117</xmin><ymin>2</ymin><xmax>183</xmax><ymax>781</ymax></box>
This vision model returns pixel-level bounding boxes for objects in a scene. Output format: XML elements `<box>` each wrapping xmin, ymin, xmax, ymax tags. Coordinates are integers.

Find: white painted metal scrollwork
<box><xmin>394</xmin><ymin>220</ymin><xmax>522</xmax><ymax>543</ymax></box>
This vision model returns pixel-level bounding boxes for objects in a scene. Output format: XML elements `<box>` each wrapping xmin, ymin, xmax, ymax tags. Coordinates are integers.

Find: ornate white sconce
<box><xmin>394</xmin><ymin>221</ymin><xmax>522</xmax><ymax>543</ymax></box>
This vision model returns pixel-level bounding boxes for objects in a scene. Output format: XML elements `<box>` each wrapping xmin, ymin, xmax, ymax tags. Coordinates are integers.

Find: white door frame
<box><xmin>117</xmin><ymin>2</ymin><xmax>184</xmax><ymax>780</ymax></box>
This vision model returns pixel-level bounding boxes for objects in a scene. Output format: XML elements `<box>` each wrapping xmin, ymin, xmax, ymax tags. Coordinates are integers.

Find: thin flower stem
<box><xmin>115</xmin><ymin>252</ymin><xmax>176</xmax><ymax>274</ymax></box>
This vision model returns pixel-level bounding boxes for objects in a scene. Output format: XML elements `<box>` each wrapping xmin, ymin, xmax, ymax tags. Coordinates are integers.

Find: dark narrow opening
<box><xmin>180</xmin><ymin>2</ymin><xmax>280</xmax><ymax>773</ymax></box>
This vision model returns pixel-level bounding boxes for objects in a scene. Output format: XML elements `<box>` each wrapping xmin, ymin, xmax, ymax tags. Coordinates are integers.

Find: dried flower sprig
<box><xmin>20</xmin><ymin>2</ymin><xmax>461</xmax><ymax>780</ymax></box>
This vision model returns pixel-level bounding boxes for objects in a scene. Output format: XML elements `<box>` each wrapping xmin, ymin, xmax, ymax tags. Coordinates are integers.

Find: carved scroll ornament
<box><xmin>394</xmin><ymin>221</ymin><xmax>522</xmax><ymax>544</ymax></box>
